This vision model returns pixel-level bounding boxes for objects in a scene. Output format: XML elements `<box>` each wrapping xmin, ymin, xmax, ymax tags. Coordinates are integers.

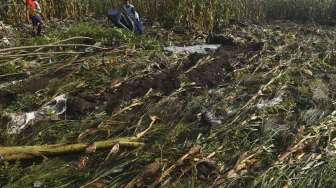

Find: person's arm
<box><xmin>131</xmin><ymin>6</ymin><xmax>140</xmax><ymax>20</ymax></box>
<box><xmin>35</xmin><ymin>1</ymin><xmax>41</xmax><ymax>14</ymax></box>
<box><xmin>35</xmin><ymin>1</ymin><xmax>46</xmax><ymax>22</ymax></box>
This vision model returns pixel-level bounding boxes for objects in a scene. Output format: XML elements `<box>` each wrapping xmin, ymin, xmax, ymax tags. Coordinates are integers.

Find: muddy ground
<box><xmin>1</xmin><ymin>20</ymin><xmax>336</xmax><ymax>187</ymax></box>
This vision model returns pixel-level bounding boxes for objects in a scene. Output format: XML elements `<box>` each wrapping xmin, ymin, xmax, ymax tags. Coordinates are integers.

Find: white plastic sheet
<box><xmin>7</xmin><ymin>94</ymin><xmax>67</xmax><ymax>134</ymax></box>
<box><xmin>164</xmin><ymin>44</ymin><xmax>221</xmax><ymax>55</ymax></box>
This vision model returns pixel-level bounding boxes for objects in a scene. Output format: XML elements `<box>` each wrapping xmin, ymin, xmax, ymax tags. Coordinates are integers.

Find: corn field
<box><xmin>4</xmin><ymin>0</ymin><xmax>336</xmax><ymax>186</ymax></box>
<box><xmin>1</xmin><ymin>0</ymin><xmax>336</xmax><ymax>30</ymax></box>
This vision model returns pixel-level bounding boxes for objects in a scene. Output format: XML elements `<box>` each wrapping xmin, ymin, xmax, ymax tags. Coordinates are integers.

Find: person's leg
<box><xmin>37</xmin><ymin>18</ymin><xmax>43</xmax><ymax>36</ymax></box>
<box><xmin>134</xmin><ymin>19</ymin><xmax>143</xmax><ymax>34</ymax></box>
<box><xmin>31</xmin><ymin>16</ymin><xmax>38</xmax><ymax>36</ymax></box>
<box><xmin>37</xmin><ymin>23</ymin><xmax>42</xmax><ymax>36</ymax></box>
<box><xmin>120</xmin><ymin>13</ymin><xmax>134</xmax><ymax>31</ymax></box>
<box><xmin>32</xmin><ymin>15</ymin><xmax>43</xmax><ymax>36</ymax></box>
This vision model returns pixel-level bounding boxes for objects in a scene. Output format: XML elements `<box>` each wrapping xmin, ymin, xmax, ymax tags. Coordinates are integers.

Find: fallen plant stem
<box><xmin>149</xmin><ymin>146</ymin><xmax>202</xmax><ymax>188</ymax></box>
<box><xmin>98</xmin><ymin>101</ymin><xmax>144</xmax><ymax>129</ymax></box>
<box><xmin>0</xmin><ymin>38</ymin><xmax>93</xmax><ymax>64</ymax></box>
<box><xmin>136</xmin><ymin>116</ymin><xmax>160</xmax><ymax>138</ymax></box>
<box><xmin>0</xmin><ymin>137</ymin><xmax>143</xmax><ymax>161</ymax></box>
<box><xmin>229</xmin><ymin>68</ymin><xmax>285</xmax><ymax>126</ymax></box>
<box><xmin>112</xmin><ymin>101</ymin><xmax>144</xmax><ymax>118</ymax></box>
<box><xmin>210</xmin><ymin>148</ymin><xmax>264</xmax><ymax>188</ymax></box>
<box><xmin>0</xmin><ymin>51</ymin><xmax>88</xmax><ymax>58</ymax></box>
<box><xmin>33</xmin><ymin>37</ymin><xmax>94</xmax><ymax>53</ymax></box>
<box><xmin>0</xmin><ymin>44</ymin><xmax>108</xmax><ymax>53</ymax></box>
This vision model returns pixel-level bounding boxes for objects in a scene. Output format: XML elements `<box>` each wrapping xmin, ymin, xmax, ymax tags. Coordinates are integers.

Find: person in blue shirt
<box><xmin>122</xmin><ymin>0</ymin><xmax>139</xmax><ymax>21</ymax></box>
<box><xmin>107</xmin><ymin>0</ymin><xmax>143</xmax><ymax>34</ymax></box>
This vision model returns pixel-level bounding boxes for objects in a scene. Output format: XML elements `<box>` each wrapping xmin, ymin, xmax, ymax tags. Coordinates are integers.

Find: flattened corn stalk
<box><xmin>0</xmin><ymin>137</ymin><xmax>143</xmax><ymax>161</ymax></box>
<box><xmin>0</xmin><ymin>50</ymin><xmax>111</xmax><ymax>59</ymax></box>
<box><xmin>0</xmin><ymin>37</ymin><xmax>97</xmax><ymax>63</ymax></box>
<box><xmin>0</xmin><ymin>44</ymin><xmax>108</xmax><ymax>53</ymax></box>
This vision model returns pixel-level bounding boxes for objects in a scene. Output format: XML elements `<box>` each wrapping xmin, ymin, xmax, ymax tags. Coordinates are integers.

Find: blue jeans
<box><xmin>31</xmin><ymin>15</ymin><xmax>43</xmax><ymax>36</ymax></box>
<box><xmin>31</xmin><ymin>15</ymin><xmax>42</xmax><ymax>26</ymax></box>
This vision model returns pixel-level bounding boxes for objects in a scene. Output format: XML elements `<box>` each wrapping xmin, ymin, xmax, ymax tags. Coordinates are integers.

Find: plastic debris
<box><xmin>8</xmin><ymin>112</ymin><xmax>38</xmax><ymax>135</ymax></box>
<box><xmin>42</xmin><ymin>94</ymin><xmax>67</xmax><ymax>116</ymax></box>
<box><xmin>7</xmin><ymin>94</ymin><xmax>67</xmax><ymax>134</ymax></box>
<box><xmin>0</xmin><ymin>21</ymin><xmax>14</xmax><ymax>33</ymax></box>
<box><xmin>1</xmin><ymin>37</ymin><xmax>10</xmax><ymax>46</ymax></box>
<box><xmin>257</xmin><ymin>96</ymin><xmax>283</xmax><ymax>109</ymax></box>
<box><xmin>33</xmin><ymin>181</ymin><xmax>43</xmax><ymax>188</ymax></box>
<box><xmin>164</xmin><ymin>44</ymin><xmax>221</xmax><ymax>55</ymax></box>
<box><xmin>0</xmin><ymin>21</ymin><xmax>14</xmax><ymax>47</ymax></box>
<box><xmin>197</xmin><ymin>110</ymin><xmax>223</xmax><ymax>126</ymax></box>
<box><xmin>256</xmin><ymin>87</ymin><xmax>286</xmax><ymax>110</ymax></box>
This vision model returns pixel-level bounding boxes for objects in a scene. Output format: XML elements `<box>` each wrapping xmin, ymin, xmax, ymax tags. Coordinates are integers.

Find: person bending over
<box><xmin>107</xmin><ymin>0</ymin><xmax>143</xmax><ymax>34</ymax></box>
<box><xmin>26</xmin><ymin>0</ymin><xmax>43</xmax><ymax>36</ymax></box>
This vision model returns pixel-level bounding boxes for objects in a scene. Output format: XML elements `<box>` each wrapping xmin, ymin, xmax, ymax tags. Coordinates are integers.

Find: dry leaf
<box><xmin>105</xmin><ymin>143</ymin><xmax>120</xmax><ymax>161</ymax></box>
<box><xmin>77</xmin><ymin>156</ymin><xmax>89</xmax><ymax>170</ymax></box>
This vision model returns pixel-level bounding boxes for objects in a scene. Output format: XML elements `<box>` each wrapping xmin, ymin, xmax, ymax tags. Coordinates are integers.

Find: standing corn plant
<box><xmin>2</xmin><ymin>0</ymin><xmax>336</xmax><ymax>30</ymax></box>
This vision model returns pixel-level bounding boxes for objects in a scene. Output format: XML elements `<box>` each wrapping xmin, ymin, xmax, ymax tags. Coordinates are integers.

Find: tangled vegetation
<box><xmin>2</xmin><ymin>1</ymin><xmax>336</xmax><ymax>188</ymax></box>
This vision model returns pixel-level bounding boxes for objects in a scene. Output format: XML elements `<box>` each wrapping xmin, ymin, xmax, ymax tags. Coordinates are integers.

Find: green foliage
<box><xmin>2</xmin><ymin>160</ymin><xmax>86</xmax><ymax>188</ymax></box>
<box><xmin>259</xmin><ymin>157</ymin><xmax>336</xmax><ymax>188</ymax></box>
<box><xmin>65</xmin><ymin>23</ymin><xmax>135</xmax><ymax>43</ymax></box>
<box><xmin>63</xmin><ymin>22</ymin><xmax>160</xmax><ymax>49</ymax></box>
<box><xmin>0</xmin><ymin>63</ymin><xmax>17</xmax><ymax>75</ymax></box>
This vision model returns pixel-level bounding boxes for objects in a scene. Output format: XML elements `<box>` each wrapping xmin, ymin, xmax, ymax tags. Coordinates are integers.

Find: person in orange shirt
<box><xmin>26</xmin><ymin>0</ymin><xmax>43</xmax><ymax>36</ymax></box>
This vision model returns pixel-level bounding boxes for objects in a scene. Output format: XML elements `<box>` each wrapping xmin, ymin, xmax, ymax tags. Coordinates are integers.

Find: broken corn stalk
<box><xmin>0</xmin><ymin>137</ymin><xmax>143</xmax><ymax>161</ymax></box>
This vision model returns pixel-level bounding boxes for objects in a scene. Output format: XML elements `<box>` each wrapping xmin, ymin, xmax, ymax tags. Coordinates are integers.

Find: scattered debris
<box><xmin>0</xmin><ymin>21</ymin><xmax>14</xmax><ymax>47</ymax></box>
<box><xmin>164</xmin><ymin>44</ymin><xmax>221</xmax><ymax>55</ymax></box>
<box><xmin>7</xmin><ymin>94</ymin><xmax>67</xmax><ymax>134</ymax></box>
<box><xmin>1</xmin><ymin>37</ymin><xmax>11</xmax><ymax>46</ymax></box>
<box><xmin>2</xmin><ymin>19</ymin><xmax>336</xmax><ymax>188</ymax></box>
<box><xmin>257</xmin><ymin>95</ymin><xmax>283</xmax><ymax>109</ymax></box>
